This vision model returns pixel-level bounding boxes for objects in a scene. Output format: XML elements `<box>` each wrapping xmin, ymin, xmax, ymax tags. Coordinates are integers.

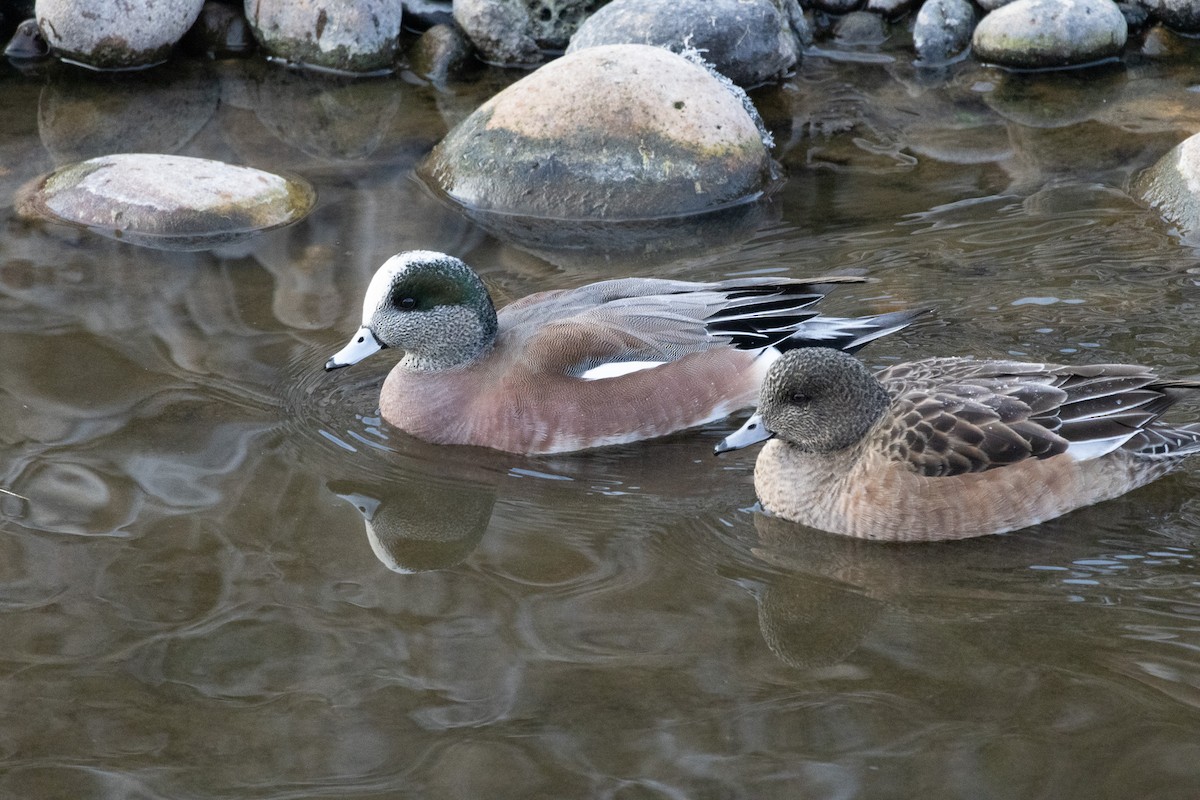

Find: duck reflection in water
<box><xmin>330</xmin><ymin>474</ymin><xmax>496</xmax><ymax>573</ymax></box>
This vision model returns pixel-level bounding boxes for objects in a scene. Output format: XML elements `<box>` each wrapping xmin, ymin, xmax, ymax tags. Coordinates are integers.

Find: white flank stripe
<box><xmin>579</xmin><ymin>360</ymin><xmax>669</xmax><ymax>381</ymax></box>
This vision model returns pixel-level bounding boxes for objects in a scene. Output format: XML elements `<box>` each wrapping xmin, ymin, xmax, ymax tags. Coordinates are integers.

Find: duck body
<box><xmin>327</xmin><ymin>252</ymin><xmax>925</xmax><ymax>455</ymax></box>
<box><xmin>717</xmin><ymin>349</ymin><xmax>1200</xmax><ymax>541</ymax></box>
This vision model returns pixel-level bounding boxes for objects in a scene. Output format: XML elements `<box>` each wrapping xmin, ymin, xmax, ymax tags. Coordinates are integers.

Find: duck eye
<box><xmin>790</xmin><ymin>392</ymin><xmax>810</xmax><ymax>405</ymax></box>
<box><xmin>397</xmin><ymin>296</ymin><xmax>417</xmax><ymax>311</ymax></box>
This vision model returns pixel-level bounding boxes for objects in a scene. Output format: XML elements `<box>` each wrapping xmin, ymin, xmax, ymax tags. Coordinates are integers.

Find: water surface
<box><xmin>2</xmin><ymin>41</ymin><xmax>1200</xmax><ymax>799</ymax></box>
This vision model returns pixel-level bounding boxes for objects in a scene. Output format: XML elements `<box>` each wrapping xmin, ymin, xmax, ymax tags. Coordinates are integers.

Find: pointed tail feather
<box><xmin>772</xmin><ymin>307</ymin><xmax>933</xmax><ymax>354</ymax></box>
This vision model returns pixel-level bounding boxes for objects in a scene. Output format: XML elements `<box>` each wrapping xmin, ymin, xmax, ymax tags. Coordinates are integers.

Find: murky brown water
<box><xmin>3</xmin><ymin>40</ymin><xmax>1200</xmax><ymax>798</ymax></box>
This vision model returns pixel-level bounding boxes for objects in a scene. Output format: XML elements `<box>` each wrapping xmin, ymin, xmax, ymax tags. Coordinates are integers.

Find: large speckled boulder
<box><xmin>453</xmin><ymin>0</ymin><xmax>604</xmax><ymax>66</ymax></box>
<box><xmin>419</xmin><ymin>44</ymin><xmax>774</xmax><ymax>221</ymax></box>
<box><xmin>567</xmin><ymin>0</ymin><xmax>802</xmax><ymax>88</ymax></box>
<box><xmin>1135</xmin><ymin>133</ymin><xmax>1200</xmax><ymax>239</ymax></box>
<box><xmin>36</xmin><ymin>0</ymin><xmax>204</xmax><ymax>69</ymax></box>
<box><xmin>973</xmin><ymin>0</ymin><xmax>1127</xmax><ymax>69</ymax></box>
<box><xmin>245</xmin><ymin>0</ymin><xmax>404</xmax><ymax>74</ymax></box>
<box><xmin>17</xmin><ymin>154</ymin><xmax>316</xmax><ymax>250</ymax></box>
<box><xmin>1137</xmin><ymin>0</ymin><xmax>1200</xmax><ymax>31</ymax></box>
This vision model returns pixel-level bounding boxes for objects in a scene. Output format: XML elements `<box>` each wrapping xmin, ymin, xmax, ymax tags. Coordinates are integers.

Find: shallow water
<box><xmin>3</xmin><ymin>39</ymin><xmax>1200</xmax><ymax>799</ymax></box>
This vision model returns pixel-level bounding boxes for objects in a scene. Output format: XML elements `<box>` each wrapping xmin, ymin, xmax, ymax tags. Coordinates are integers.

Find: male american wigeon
<box><xmin>325</xmin><ymin>251</ymin><xmax>926</xmax><ymax>455</ymax></box>
<box><xmin>716</xmin><ymin>348</ymin><xmax>1200</xmax><ymax>541</ymax></box>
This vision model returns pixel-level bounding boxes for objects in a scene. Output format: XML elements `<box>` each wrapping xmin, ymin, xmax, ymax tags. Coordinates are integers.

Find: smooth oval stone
<box><xmin>972</xmin><ymin>0</ymin><xmax>1127</xmax><ymax>69</ymax></box>
<box><xmin>419</xmin><ymin>44</ymin><xmax>774</xmax><ymax>221</ymax></box>
<box><xmin>567</xmin><ymin>0</ymin><xmax>802</xmax><ymax>88</ymax></box>
<box><xmin>36</xmin><ymin>0</ymin><xmax>204</xmax><ymax>69</ymax></box>
<box><xmin>913</xmin><ymin>0</ymin><xmax>978</xmax><ymax>64</ymax></box>
<box><xmin>244</xmin><ymin>0</ymin><xmax>403</xmax><ymax>74</ymax></box>
<box><xmin>19</xmin><ymin>154</ymin><xmax>316</xmax><ymax>250</ymax></box>
<box><xmin>1135</xmin><ymin>132</ymin><xmax>1200</xmax><ymax>239</ymax></box>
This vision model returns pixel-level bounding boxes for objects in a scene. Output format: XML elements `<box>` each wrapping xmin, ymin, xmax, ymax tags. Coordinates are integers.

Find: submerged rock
<box><xmin>244</xmin><ymin>0</ymin><xmax>404</xmax><ymax>74</ymax></box>
<box><xmin>567</xmin><ymin>0</ymin><xmax>803</xmax><ymax>87</ymax></box>
<box><xmin>36</xmin><ymin>0</ymin><xmax>204</xmax><ymax>69</ymax></box>
<box><xmin>973</xmin><ymin>0</ymin><xmax>1127</xmax><ymax>69</ymax></box>
<box><xmin>419</xmin><ymin>44</ymin><xmax>774</xmax><ymax>221</ymax></box>
<box><xmin>18</xmin><ymin>154</ymin><xmax>316</xmax><ymax>250</ymax></box>
<box><xmin>1135</xmin><ymin>133</ymin><xmax>1200</xmax><ymax>239</ymax></box>
<box><xmin>913</xmin><ymin>0</ymin><xmax>978</xmax><ymax>64</ymax></box>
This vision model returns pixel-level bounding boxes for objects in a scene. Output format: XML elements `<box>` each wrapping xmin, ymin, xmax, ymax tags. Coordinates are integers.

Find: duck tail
<box><xmin>774</xmin><ymin>307</ymin><xmax>933</xmax><ymax>354</ymax></box>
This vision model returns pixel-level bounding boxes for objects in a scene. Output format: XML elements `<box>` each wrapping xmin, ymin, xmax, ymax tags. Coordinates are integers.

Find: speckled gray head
<box><xmin>715</xmin><ymin>348</ymin><xmax>890</xmax><ymax>455</ymax></box>
<box><xmin>325</xmin><ymin>250</ymin><xmax>499</xmax><ymax>372</ymax></box>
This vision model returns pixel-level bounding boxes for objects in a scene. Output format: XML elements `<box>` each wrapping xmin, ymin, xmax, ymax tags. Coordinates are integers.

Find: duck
<box><xmin>325</xmin><ymin>251</ymin><xmax>926</xmax><ymax>455</ymax></box>
<box><xmin>715</xmin><ymin>347</ymin><xmax>1200</xmax><ymax>541</ymax></box>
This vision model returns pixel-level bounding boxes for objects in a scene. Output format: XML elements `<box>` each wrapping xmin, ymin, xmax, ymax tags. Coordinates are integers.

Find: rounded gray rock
<box><xmin>36</xmin><ymin>0</ymin><xmax>204</xmax><ymax>69</ymax></box>
<box><xmin>1135</xmin><ymin>132</ymin><xmax>1200</xmax><ymax>239</ymax></box>
<box><xmin>454</xmin><ymin>0</ymin><xmax>602</xmax><ymax>66</ymax></box>
<box><xmin>419</xmin><ymin>44</ymin><xmax>774</xmax><ymax>220</ymax></box>
<box><xmin>245</xmin><ymin>0</ymin><xmax>403</xmax><ymax>74</ymax></box>
<box><xmin>1137</xmin><ymin>0</ymin><xmax>1200</xmax><ymax>31</ymax></box>
<box><xmin>18</xmin><ymin>154</ymin><xmax>316</xmax><ymax>250</ymax></box>
<box><xmin>809</xmin><ymin>0</ymin><xmax>863</xmax><ymax>12</ymax></box>
<box><xmin>567</xmin><ymin>0</ymin><xmax>802</xmax><ymax>88</ymax></box>
<box><xmin>973</xmin><ymin>0</ymin><xmax>1127</xmax><ymax>69</ymax></box>
<box><xmin>913</xmin><ymin>0</ymin><xmax>978</xmax><ymax>64</ymax></box>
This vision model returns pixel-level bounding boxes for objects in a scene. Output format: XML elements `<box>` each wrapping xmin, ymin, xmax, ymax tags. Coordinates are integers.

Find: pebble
<box><xmin>567</xmin><ymin>0</ymin><xmax>803</xmax><ymax>87</ymax></box>
<box><xmin>36</xmin><ymin>0</ymin><xmax>204</xmax><ymax>69</ymax></box>
<box><xmin>973</xmin><ymin>0</ymin><xmax>1128</xmax><ymax>69</ymax></box>
<box><xmin>17</xmin><ymin>154</ymin><xmax>316</xmax><ymax>250</ymax></box>
<box><xmin>244</xmin><ymin>0</ymin><xmax>404</xmax><ymax>74</ymax></box>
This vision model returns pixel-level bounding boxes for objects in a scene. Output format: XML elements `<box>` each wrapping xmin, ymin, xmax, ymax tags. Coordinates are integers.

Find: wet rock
<box><xmin>409</xmin><ymin>22</ymin><xmax>476</xmax><ymax>82</ymax></box>
<box><xmin>38</xmin><ymin>63</ymin><xmax>219</xmax><ymax>163</ymax></box>
<box><xmin>419</xmin><ymin>44</ymin><xmax>774</xmax><ymax>221</ymax></box>
<box><xmin>1136</xmin><ymin>0</ymin><xmax>1200</xmax><ymax>31</ymax></box>
<box><xmin>402</xmin><ymin>0</ymin><xmax>453</xmax><ymax>30</ymax></box>
<box><xmin>454</xmin><ymin>0</ymin><xmax>602</xmax><ymax>66</ymax></box>
<box><xmin>973</xmin><ymin>0</ymin><xmax>1128</xmax><ymax>70</ymax></box>
<box><xmin>913</xmin><ymin>0</ymin><xmax>978</xmax><ymax>64</ymax></box>
<box><xmin>833</xmin><ymin>10</ymin><xmax>887</xmax><ymax>46</ymax></box>
<box><xmin>4</xmin><ymin>17</ymin><xmax>47</xmax><ymax>59</ymax></box>
<box><xmin>17</xmin><ymin>153</ymin><xmax>316</xmax><ymax>250</ymax></box>
<box><xmin>182</xmin><ymin>1</ymin><xmax>256</xmax><ymax>57</ymax></box>
<box><xmin>866</xmin><ymin>0</ymin><xmax>918</xmax><ymax>19</ymax></box>
<box><xmin>567</xmin><ymin>0</ymin><xmax>802</xmax><ymax>88</ymax></box>
<box><xmin>1117</xmin><ymin>1</ymin><xmax>1152</xmax><ymax>30</ymax></box>
<box><xmin>244</xmin><ymin>0</ymin><xmax>404</xmax><ymax>74</ymax></box>
<box><xmin>36</xmin><ymin>0</ymin><xmax>203</xmax><ymax>69</ymax></box>
<box><xmin>1135</xmin><ymin>132</ymin><xmax>1200</xmax><ymax>239</ymax></box>
<box><xmin>809</xmin><ymin>0</ymin><xmax>863</xmax><ymax>13</ymax></box>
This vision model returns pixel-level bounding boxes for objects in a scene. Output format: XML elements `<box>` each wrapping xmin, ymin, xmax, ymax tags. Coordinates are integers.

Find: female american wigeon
<box><xmin>325</xmin><ymin>251</ymin><xmax>925</xmax><ymax>455</ymax></box>
<box><xmin>716</xmin><ymin>348</ymin><xmax>1200</xmax><ymax>541</ymax></box>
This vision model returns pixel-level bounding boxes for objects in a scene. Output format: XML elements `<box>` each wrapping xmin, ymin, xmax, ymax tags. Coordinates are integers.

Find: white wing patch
<box><xmin>1066</xmin><ymin>433</ymin><xmax>1137</xmax><ymax>462</ymax></box>
<box><xmin>579</xmin><ymin>360</ymin><xmax>669</xmax><ymax>381</ymax></box>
